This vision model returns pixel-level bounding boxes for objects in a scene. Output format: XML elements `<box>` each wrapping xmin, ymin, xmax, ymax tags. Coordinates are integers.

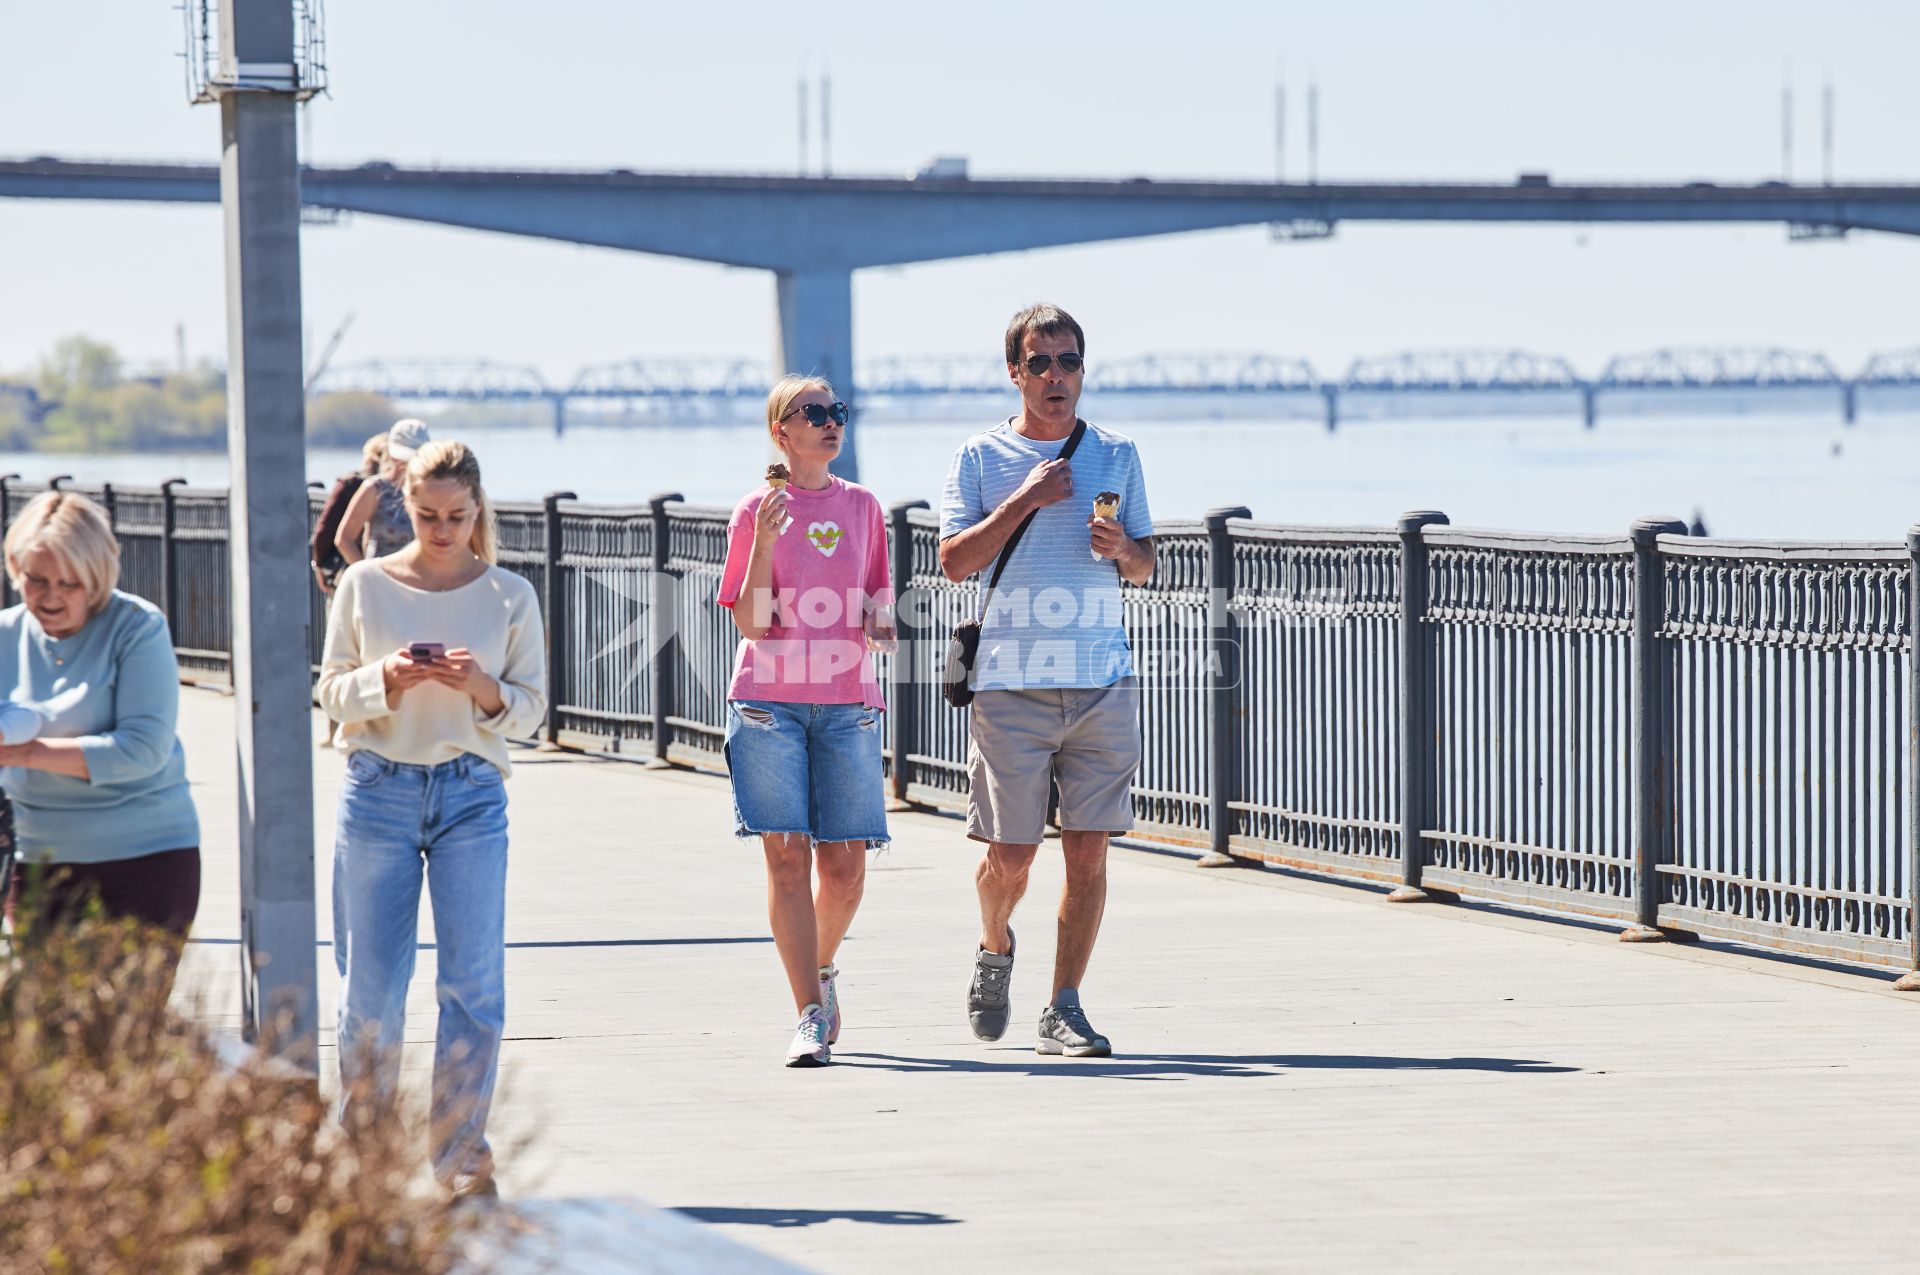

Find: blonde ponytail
<box><xmin>404</xmin><ymin>439</ymin><xmax>497</xmax><ymax>564</ymax></box>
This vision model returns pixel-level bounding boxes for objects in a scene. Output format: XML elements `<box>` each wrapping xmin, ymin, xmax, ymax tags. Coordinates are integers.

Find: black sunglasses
<box><xmin>780</xmin><ymin>401</ymin><xmax>851</xmax><ymax>427</ymax></box>
<box><xmin>1018</xmin><ymin>352</ymin><xmax>1084</xmax><ymax>376</ymax></box>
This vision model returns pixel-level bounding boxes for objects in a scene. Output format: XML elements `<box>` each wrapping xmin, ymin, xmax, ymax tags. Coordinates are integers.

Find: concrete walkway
<box><xmin>173</xmin><ymin>689</ymin><xmax>1920</xmax><ymax>1273</ymax></box>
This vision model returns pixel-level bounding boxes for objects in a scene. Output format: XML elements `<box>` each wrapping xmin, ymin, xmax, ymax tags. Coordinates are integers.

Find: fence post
<box><xmin>1388</xmin><ymin>510</ymin><xmax>1450</xmax><ymax>902</ymax></box>
<box><xmin>541</xmin><ymin>491</ymin><xmax>576</xmax><ymax>746</ymax></box>
<box><xmin>648</xmin><ymin>492</ymin><xmax>684</xmax><ymax>764</ymax></box>
<box><xmin>1197</xmin><ymin>505</ymin><xmax>1253</xmax><ymax>868</ymax></box>
<box><xmin>1623</xmin><ymin>516</ymin><xmax>1687</xmax><ymax>941</ymax></box>
<box><xmin>159</xmin><ymin>478</ymin><xmax>186</xmax><ymax>634</ymax></box>
<box><xmin>0</xmin><ymin>474</ymin><xmax>16</xmax><ymax>609</ymax></box>
<box><xmin>1897</xmin><ymin>526</ymin><xmax>1920</xmax><ymax>990</ymax></box>
<box><xmin>887</xmin><ymin>500</ymin><xmax>930</xmax><ymax>806</ymax></box>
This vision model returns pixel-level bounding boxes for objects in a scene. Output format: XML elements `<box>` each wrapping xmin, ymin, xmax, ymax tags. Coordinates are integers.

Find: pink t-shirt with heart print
<box><xmin>716</xmin><ymin>476</ymin><xmax>893</xmax><ymax>708</ymax></box>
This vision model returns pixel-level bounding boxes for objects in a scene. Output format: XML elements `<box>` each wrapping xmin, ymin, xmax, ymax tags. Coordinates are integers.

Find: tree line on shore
<box><xmin>0</xmin><ymin>335</ymin><xmax>398</xmax><ymax>453</ymax></box>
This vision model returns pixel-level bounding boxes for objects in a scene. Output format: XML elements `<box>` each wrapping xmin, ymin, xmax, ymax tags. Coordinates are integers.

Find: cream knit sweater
<box><xmin>318</xmin><ymin>559</ymin><xmax>548</xmax><ymax>775</ymax></box>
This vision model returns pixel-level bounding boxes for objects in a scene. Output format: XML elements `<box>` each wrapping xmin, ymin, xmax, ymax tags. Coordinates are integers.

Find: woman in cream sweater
<box><xmin>317</xmin><ymin>439</ymin><xmax>546</xmax><ymax>1202</ymax></box>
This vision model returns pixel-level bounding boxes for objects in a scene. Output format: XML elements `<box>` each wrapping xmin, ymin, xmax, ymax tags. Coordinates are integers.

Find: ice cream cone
<box><xmin>1092</xmin><ymin>492</ymin><xmax>1120</xmax><ymax>559</ymax></box>
<box><xmin>766</xmin><ymin>463</ymin><xmax>793</xmax><ymax>533</ymax></box>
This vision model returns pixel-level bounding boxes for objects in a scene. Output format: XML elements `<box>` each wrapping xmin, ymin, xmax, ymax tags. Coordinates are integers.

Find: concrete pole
<box><xmin>218</xmin><ymin>0</ymin><xmax>319</xmax><ymax>1067</ymax></box>
<box><xmin>775</xmin><ymin>266</ymin><xmax>859</xmax><ymax>481</ymax></box>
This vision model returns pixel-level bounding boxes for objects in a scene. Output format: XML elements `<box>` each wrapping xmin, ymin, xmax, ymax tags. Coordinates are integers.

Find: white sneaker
<box><xmin>818</xmin><ymin>965</ymin><xmax>841</xmax><ymax>1045</ymax></box>
<box><xmin>785</xmin><ymin>1003</ymin><xmax>832</xmax><ymax>1068</ymax></box>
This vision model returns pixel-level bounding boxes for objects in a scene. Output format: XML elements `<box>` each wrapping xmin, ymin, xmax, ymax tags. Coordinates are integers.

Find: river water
<box><xmin>6</xmin><ymin>397</ymin><xmax>1917</xmax><ymax>542</ymax></box>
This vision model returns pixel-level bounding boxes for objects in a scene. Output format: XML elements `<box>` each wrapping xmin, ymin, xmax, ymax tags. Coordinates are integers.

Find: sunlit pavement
<box><xmin>175</xmin><ymin>688</ymin><xmax>1920</xmax><ymax>1274</ymax></box>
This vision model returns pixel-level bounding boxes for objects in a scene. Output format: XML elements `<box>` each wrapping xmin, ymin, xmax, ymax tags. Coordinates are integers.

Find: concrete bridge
<box><xmin>7</xmin><ymin>157</ymin><xmax>1920</xmax><ymax>474</ymax></box>
<box><xmin>173</xmin><ymin>688</ymin><xmax>1920</xmax><ymax>1272</ymax></box>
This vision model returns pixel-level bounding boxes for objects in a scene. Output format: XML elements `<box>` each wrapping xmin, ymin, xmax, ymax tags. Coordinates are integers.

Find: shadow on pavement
<box><xmin>832</xmin><ymin>1051</ymin><xmax>1577</xmax><ymax>1079</ymax></box>
<box><xmin>672</xmin><ymin>1207</ymin><xmax>959</xmax><ymax>1228</ymax></box>
<box><xmin>187</xmin><ymin>936</ymin><xmax>774</xmax><ymax>949</ymax></box>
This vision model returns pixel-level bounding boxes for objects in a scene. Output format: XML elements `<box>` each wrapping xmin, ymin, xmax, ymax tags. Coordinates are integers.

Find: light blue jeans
<box><xmin>332</xmin><ymin>749</ymin><xmax>508</xmax><ymax>1183</ymax></box>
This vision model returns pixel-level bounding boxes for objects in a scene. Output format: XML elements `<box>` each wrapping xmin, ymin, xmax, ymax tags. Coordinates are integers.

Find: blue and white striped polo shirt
<box><xmin>940</xmin><ymin>418</ymin><xmax>1154</xmax><ymax>691</ymax></box>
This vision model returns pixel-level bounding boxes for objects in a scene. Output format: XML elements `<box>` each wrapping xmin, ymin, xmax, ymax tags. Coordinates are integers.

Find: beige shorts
<box><xmin>966</xmin><ymin>677</ymin><xmax>1141</xmax><ymax>845</ymax></box>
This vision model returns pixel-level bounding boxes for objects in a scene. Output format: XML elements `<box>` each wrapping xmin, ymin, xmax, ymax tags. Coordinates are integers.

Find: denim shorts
<box><xmin>723</xmin><ymin>700</ymin><xmax>889</xmax><ymax>848</ymax></box>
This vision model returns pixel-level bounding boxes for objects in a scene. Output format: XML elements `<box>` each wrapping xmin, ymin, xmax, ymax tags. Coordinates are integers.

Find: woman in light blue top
<box><xmin>0</xmin><ymin>491</ymin><xmax>200</xmax><ymax>948</ymax></box>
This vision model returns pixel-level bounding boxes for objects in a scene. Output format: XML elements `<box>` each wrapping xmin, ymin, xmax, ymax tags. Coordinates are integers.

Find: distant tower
<box><xmin>1780</xmin><ymin>70</ymin><xmax>1792</xmax><ymax>181</ymax></box>
<box><xmin>1307</xmin><ymin>77</ymin><xmax>1319</xmax><ymax>185</ymax></box>
<box><xmin>1821</xmin><ymin>76</ymin><xmax>1834</xmax><ymax>185</ymax></box>
<box><xmin>797</xmin><ymin>72</ymin><xmax>810</xmax><ymax>174</ymax></box>
<box><xmin>1274</xmin><ymin>63</ymin><xmax>1286</xmax><ymax>182</ymax></box>
<box><xmin>820</xmin><ymin>67</ymin><xmax>832</xmax><ymax>177</ymax></box>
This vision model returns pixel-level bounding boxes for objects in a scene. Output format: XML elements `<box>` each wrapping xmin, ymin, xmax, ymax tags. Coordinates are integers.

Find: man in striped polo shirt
<box><xmin>939</xmin><ymin>303</ymin><xmax>1157</xmax><ymax>1058</ymax></box>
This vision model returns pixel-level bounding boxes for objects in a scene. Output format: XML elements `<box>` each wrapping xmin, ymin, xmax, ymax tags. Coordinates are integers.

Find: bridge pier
<box><xmin>1321</xmin><ymin>385</ymin><xmax>1339</xmax><ymax>433</ymax></box>
<box><xmin>775</xmin><ymin>266</ymin><xmax>858</xmax><ymax>481</ymax></box>
<box><xmin>1582</xmin><ymin>383</ymin><xmax>1598</xmax><ymax>430</ymax></box>
<box><xmin>550</xmin><ymin>393</ymin><xmax>567</xmax><ymax>438</ymax></box>
<box><xmin>1843</xmin><ymin>382</ymin><xmax>1857</xmax><ymax>426</ymax></box>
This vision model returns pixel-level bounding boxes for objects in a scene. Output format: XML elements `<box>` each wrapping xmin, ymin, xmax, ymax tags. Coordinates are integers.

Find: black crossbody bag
<box><xmin>942</xmin><ymin>419</ymin><xmax>1088</xmax><ymax>709</ymax></box>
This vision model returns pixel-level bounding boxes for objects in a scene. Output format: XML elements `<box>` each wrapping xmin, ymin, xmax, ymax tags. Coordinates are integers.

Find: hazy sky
<box><xmin>3</xmin><ymin>1</ymin><xmax>1917</xmax><ymax>383</ymax></box>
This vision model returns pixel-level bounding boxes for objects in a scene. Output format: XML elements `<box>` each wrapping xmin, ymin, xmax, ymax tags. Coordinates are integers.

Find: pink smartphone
<box><xmin>408</xmin><ymin>642</ymin><xmax>445</xmax><ymax>662</ymax></box>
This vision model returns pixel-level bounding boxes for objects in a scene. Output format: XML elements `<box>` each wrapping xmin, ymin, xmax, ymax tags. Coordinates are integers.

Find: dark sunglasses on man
<box><xmin>779</xmin><ymin>401</ymin><xmax>851</xmax><ymax>427</ymax></box>
<box><xmin>1018</xmin><ymin>352</ymin><xmax>1084</xmax><ymax>376</ymax></box>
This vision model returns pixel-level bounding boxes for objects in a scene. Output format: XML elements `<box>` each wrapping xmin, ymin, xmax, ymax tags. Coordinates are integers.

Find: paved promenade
<box><xmin>172</xmin><ymin>688</ymin><xmax>1920</xmax><ymax>1273</ymax></box>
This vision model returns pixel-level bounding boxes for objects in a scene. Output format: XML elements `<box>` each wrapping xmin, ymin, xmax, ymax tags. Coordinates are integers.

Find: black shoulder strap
<box><xmin>981</xmin><ymin>418</ymin><xmax>1088</xmax><ymax>604</ymax></box>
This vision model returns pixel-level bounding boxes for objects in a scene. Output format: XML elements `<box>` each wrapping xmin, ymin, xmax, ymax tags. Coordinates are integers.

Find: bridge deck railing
<box><xmin>5</xmin><ymin>477</ymin><xmax>1912</xmax><ymax>980</ymax></box>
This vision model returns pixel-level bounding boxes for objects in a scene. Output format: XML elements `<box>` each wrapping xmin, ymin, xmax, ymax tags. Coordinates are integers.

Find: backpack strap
<box><xmin>979</xmin><ymin>418</ymin><xmax>1088</xmax><ymax>612</ymax></box>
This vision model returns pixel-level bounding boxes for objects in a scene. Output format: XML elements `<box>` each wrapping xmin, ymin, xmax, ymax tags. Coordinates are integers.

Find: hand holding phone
<box><xmin>383</xmin><ymin>645</ymin><xmax>439</xmax><ymax>706</ymax></box>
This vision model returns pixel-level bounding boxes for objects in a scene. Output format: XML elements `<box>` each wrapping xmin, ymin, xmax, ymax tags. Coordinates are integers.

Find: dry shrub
<box><xmin>0</xmin><ymin>916</ymin><xmax>474</xmax><ymax>1274</ymax></box>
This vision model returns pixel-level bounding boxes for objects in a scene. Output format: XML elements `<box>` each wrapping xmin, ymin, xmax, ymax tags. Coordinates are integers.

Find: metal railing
<box><xmin>8</xmin><ymin>475</ymin><xmax>1914</xmax><ymax>980</ymax></box>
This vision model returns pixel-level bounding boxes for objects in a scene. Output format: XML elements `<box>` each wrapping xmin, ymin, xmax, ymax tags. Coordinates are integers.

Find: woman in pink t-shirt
<box><xmin>717</xmin><ymin>374</ymin><xmax>895</xmax><ymax>1068</ymax></box>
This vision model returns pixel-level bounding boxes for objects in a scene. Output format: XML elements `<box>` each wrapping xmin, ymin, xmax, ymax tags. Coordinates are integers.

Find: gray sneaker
<box><xmin>967</xmin><ymin>928</ymin><xmax>1015</xmax><ymax>1041</ymax></box>
<box><xmin>1037</xmin><ymin>1003</ymin><xmax>1111</xmax><ymax>1057</ymax></box>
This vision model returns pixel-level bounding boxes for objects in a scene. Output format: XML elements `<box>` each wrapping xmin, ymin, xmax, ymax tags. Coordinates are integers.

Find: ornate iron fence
<box><xmin>1227</xmin><ymin>523</ymin><xmax>1404</xmax><ymax>880</ymax></box>
<box><xmin>5</xmin><ymin>474</ymin><xmax>1915</xmax><ymax>980</ymax></box>
<box><xmin>1419</xmin><ymin>528</ymin><xmax>1640</xmax><ymax>918</ymax></box>
<box><xmin>1654</xmin><ymin>538</ymin><xmax>1912</xmax><ymax>964</ymax></box>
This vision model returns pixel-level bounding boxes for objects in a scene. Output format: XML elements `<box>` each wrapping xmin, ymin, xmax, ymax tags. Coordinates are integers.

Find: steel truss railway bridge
<box><xmin>304</xmin><ymin>345</ymin><xmax>1920</xmax><ymax>434</ymax></box>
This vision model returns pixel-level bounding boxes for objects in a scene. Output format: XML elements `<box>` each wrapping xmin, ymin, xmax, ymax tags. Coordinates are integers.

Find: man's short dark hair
<box><xmin>1004</xmin><ymin>304</ymin><xmax>1086</xmax><ymax>367</ymax></box>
